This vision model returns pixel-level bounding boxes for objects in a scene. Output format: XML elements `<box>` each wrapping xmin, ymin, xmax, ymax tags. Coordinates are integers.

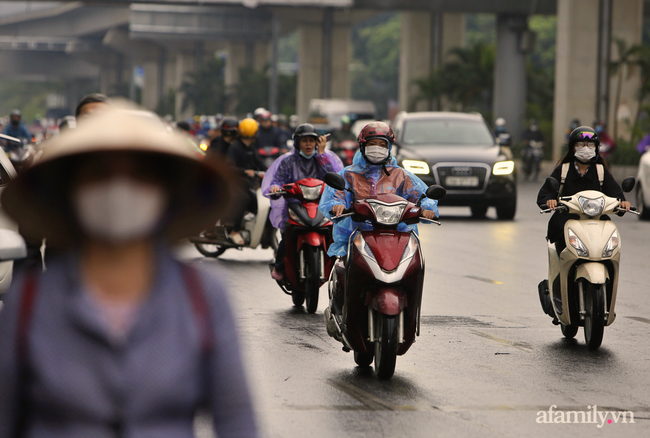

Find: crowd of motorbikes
<box><xmin>183</xmin><ymin>115</ymin><xmax>643</xmax><ymax>379</ymax></box>
<box><xmin>8</xmin><ymin>109</ymin><xmax>641</xmax><ymax>380</ymax></box>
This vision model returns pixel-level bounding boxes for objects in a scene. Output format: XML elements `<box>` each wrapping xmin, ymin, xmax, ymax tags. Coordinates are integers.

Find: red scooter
<box><xmin>272</xmin><ymin>178</ymin><xmax>334</xmax><ymax>313</ymax></box>
<box><xmin>323</xmin><ymin>172</ymin><xmax>445</xmax><ymax>379</ymax></box>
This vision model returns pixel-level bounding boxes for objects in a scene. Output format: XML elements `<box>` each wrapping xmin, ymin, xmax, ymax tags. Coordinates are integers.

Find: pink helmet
<box><xmin>357</xmin><ymin>121</ymin><xmax>395</xmax><ymax>147</ymax></box>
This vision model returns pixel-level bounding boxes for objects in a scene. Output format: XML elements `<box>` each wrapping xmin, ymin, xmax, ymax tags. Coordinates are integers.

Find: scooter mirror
<box><xmin>426</xmin><ymin>185</ymin><xmax>446</xmax><ymax>200</ymax></box>
<box><xmin>324</xmin><ymin>172</ymin><xmax>346</xmax><ymax>191</ymax></box>
<box><xmin>621</xmin><ymin>177</ymin><xmax>635</xmax><ymax>193</ymax></box>
<box><xmin>544</xmin><ymin>177</ymin><xmax>560</xmax><ymax>192</ymax></box>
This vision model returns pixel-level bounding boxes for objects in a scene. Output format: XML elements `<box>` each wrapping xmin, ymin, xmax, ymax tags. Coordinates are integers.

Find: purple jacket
<box><xmin>261</xmin><ymin>148</ymin><xmax>343</xmax><ymax>229</ymax></box>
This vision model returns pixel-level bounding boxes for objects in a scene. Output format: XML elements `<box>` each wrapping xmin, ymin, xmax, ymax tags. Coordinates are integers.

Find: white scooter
<box><xmin>190</xmin><ymin>189</ymin><xmax>278</xmax><ymax>257</ymax></box>
<box><xmin>538</xmin><ymin>176</ymin><xmax>638</xmax><ymax>349</ymax></box>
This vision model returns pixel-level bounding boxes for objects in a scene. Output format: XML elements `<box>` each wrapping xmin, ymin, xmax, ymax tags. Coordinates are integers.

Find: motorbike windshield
<box><xmin>319</xmin><ymin>150</ymin><xmax>439</xmax><ymax>257</ymax></box>
<box><xmin>262</xmin><ymin>149</ymin><xmax>343</xmax><ymax>229</ymax></box>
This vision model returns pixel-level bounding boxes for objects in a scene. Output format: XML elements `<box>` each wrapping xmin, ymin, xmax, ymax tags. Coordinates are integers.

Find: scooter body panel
<box><xmin>547</xmin><ymin>218</ymin><xmax>621</xmax><ymax>326</ymax></box>
<box><xmin>342</xmin><ymin>229</ymin><xmax>424</xmax><ymax>356</ymax></box>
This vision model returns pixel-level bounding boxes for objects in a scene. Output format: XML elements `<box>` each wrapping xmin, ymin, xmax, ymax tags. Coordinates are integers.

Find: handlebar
<box><xmin>539</xmin><ymin>205</ymin><xmax>568</xmax><ymax>214</ymax></box>
<box><xmin>420</xmin><ymin>217</ymin><xmax>442</xmax><ymax>226</ymax></box>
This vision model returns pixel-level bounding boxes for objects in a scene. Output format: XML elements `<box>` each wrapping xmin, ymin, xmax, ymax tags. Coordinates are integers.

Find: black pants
<box><xmin>232</xmin><ymin>189</ymin><xmax>258</xmax><ymax>229</ymax></box>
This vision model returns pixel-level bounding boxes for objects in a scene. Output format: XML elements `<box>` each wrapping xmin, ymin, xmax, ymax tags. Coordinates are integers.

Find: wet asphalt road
<box><xmin>179</xmin><ymin>178</ymin><xmax>650</xmax><ymax>438</ymax></box>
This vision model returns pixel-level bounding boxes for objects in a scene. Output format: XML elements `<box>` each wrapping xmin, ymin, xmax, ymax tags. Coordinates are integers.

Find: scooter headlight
<box><xmin>367</xmin><ymin>200</ymin><xmax>407</xmax><ymax>225</ymax></box>
<box><xmin>567</xmin><ymin>228</ymin><xmax>589</xmax><ymax>257</ymax></box>
<box><xmin>578</xmin><ymin>196</ymin><xmax>605</xmax><ymax>217</ymax></box>
<box><xmin>317</xmin><ymin>216</ymin><xmax>331</xmax><ymax>227</ymax></box>
<box><xmin>602</xmin><ymin>229</ymin><xmax>619</xmax><ymax>258</ymax></box>
<box><xmin>353</xmin><ymin>233</ymin><xmax>377</xmax><ymax>263</ymax></box>
<box><xmin>299</xmin><ymin>184</ymin><xmax>323</xmax><ymax>201</ymax></box>
<box><xmin>288</xmin><ymin>209</ymin><xmax>306</xmax><ymax>226</ymax></box>
<box><xmin>400</xmin><ymin>234</ymin><xmax>419</xmax><ymax>261</ymax></box>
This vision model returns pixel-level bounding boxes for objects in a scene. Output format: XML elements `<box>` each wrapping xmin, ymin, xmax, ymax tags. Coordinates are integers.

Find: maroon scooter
<box><xmin>272</xmin><ymin>178</ymin><xmax>334</xmax><ymax>313</ymax></box>
<box><xmin>323</xmin><ymin>172</ymin><xmax>445</xmax><ymax>379</ymax></box>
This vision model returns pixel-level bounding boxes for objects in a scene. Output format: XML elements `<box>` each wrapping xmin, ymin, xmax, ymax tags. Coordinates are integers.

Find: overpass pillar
<box><xmin>493</xmin><ymin>14</ymin><xmax>528</xmax><ymax>146</ymax></box>
<box><xmin>142</xmin><ymin>49</ymin><xmax>166</xmax><ymax>112</ymax></box>
<box><xmin>296</xmin><ymin>10</ymin><xmax>351</xmax><ymax>122</ymax></box>
<box><xmin>553</xmin><ymin>0</ymin><xmax>642</xmax><ymax>161</ymax></box>
<box><xmin>553</xmin><ymin>0</ymin><xmax>600</xmax><ymax>161</ymax></box>
<box><xmin>399</xmin><ymin>12</ymin><xmax>465</xmax><ymax>112</ymax></box>
<box><xmin>174</xmin><ymin>51</ymin><xmax>195</xmax><ymax>120</ymax></box>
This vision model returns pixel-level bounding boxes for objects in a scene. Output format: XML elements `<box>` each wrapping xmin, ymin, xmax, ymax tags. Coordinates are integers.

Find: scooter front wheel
<box><xmin>584</xmin><ymin>283</ymin><xmax>605</xmax><ymax>350</ymax></box>
<box><xmin>374</xmin><ymin>314</ymin><xmax>398</xmax><ymax>379</ymax></box>
<box><xmin>305</xmin><ymin>246</ymin><xmax>321</xmax><ymax>314</ymax></box>
<box><xmin>194</xmin><ymin>243</ymin><xmax>227</xmax><ymax>258</ymax></box>
<box><xmin>561</xmin><ymin>323</ymin><xmax>578</xmax><ymax>339</ymax></box>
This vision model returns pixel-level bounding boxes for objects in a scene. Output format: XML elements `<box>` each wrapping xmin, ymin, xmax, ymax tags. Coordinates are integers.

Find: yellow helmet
<box><xmin>238</xmin><ymin>118</ymin><xmax>258</xmax><ymax>138</ymax></box>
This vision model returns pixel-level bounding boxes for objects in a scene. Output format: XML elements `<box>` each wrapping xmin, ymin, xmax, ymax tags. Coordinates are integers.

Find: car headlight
<box><xmin>299</xmin><ymin>184</ymin><xmax>323</xmax><ymax>201</ymax></box>
<box><xmin>567</xmin><ymin>228</ymin><xmax>589</xmax><ymax>257</ymax></box>
<box><xmin>288</xmin><ymin>209</ymin><xmax>306</xmax><ymax>226</ymax></box>
<box><xmin>578</xmin><ymin>196</ymin><xmax>605</xmax><ymax>217</ymax></box>
<box><xmin>402</xmin><ymin>160</ymin><xmax>430</xmax><ymax>175</ymax></box>
<box><xmin>492</xmin><ymin>160</ymin><xmax>515</xmax><ymax>175</ymax></box>
<box><xmin>400</xmin><ymin>234</ymin><xmax>419</xmax><ymax>261</ymax></box>
<box><xmin>602</xmin><ymin>229</ymin><xmax>619</xmax><ymax>258</ymax></box>
<box><xmin>367</xmin><ymin>201</ymin><xmax>407</xmax><ymax>225</ymax></box>
<box><xmin>353</xmin><ymin>233</ymin><xmax>377</xmax><ymax>262</ymax></box>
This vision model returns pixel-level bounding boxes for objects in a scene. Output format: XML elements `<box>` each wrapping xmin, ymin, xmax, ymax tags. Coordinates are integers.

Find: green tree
<box><xmin>415</xmin><ymin>41</ymin><xmax>495</xmax><ymax>114</ymax></box>
<box><xmin>351</xmin><ymin>13</ymin><xmax>400</xmax><ymax>118</ymax></box>
<box><xmin>179</xmin><ymin>57</ymin><xmax>227</xmax><ymax>115</ymax></box>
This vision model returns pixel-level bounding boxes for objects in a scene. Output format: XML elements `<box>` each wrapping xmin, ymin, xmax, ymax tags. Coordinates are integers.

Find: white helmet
<box><xmin>495</xmin><ymin>117</ymin><xmax>506</xmax><ymax>127</ymax></box>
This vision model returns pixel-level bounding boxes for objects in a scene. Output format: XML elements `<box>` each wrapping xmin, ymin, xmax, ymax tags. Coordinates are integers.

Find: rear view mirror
<box><xmin>324</xmin><ymin>172</ymin><xmax>346</xmax><ymax>191</ymax></box>
<box><xmin>544</xmin><ymin>177</ymin><xmax>560</xmax><ymax>192</ymax></box>
<box><xmin>0</xmin><ymin>229</ymin><xmax>26</xmax><ymax>262</ymax></box>
<box><xmin>621</xmin><ymin>177</ymin><xmax>635</xmax><ymax>193</ymax></box>
<box><xmin>426</xmin><ymin>185</ymin><xmax>446</xmax><ymax>201</ymax></box>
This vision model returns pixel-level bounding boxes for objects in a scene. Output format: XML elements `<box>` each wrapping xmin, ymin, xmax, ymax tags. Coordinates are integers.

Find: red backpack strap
<box><xmin>16</xmin><ymin>272</ymin><xmax>38</xmax><ymax>364</ymax></box>
<box><xmin>180</xmin><ymin>264</ymin><xmax>214</xmax><ymax>354</ymax></box>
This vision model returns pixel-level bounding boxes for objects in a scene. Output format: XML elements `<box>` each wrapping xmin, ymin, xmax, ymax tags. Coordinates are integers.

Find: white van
<box><xmin>308</xmin><ymin>99</ymin><xmax>377</xmax><ymax>130</ymax></box>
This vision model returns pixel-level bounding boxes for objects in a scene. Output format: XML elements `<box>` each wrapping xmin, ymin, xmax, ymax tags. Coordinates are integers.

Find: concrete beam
<box><xmin>0</xmin><ymin>5</ymin><xmax>129</xmax><ymax>38</ymax></box>
<box><xmin>0</xmin><ymin>50</ymin><xmax>98</xmax><ymax>80</ymax></box>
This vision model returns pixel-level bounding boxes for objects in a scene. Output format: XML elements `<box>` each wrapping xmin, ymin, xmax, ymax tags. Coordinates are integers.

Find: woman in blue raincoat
<box><xmin>262</xmin><ymin>123</ymin><xmax>343</xmax><ymax>279</ymax></box>
<box><xmin>319</xmin><ymin>121</ymin><xmax>439</xmax><ymax>258</ymax></box>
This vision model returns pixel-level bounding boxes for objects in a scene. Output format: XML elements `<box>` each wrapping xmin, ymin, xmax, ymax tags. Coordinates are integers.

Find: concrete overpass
<box><xmin>0</xmin><ymin>0</ymin><xmax>645</xmax><ymax>158</ymax></box>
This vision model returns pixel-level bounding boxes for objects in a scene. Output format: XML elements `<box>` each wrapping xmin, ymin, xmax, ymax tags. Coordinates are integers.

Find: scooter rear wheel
<box><xmin>584</xmin><ymin>282</ymin><xmax>605</xmax><ymax>350</ymax></box>
<box><xmin>374</xmin><ymin>314</ymin><xmax>398</xmax><ymax>379</ymax></box>
<box><xmin>194</xmin><ymin>243</ymin><xmax>227</xmax><ymax>258</ymax></box>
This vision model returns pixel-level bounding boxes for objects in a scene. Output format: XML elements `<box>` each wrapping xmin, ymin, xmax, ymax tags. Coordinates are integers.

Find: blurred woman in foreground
<box><xmin>0</xmin><ymin>103</ymin><xmax>257</xmax><ymax>438</ymax></box>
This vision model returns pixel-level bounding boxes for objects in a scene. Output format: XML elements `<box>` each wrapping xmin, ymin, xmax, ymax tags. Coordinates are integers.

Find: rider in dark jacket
<box><xmin>537</xmin><ymin>126</ymin><xmax>630</xmax><ymax>255</ymax></box>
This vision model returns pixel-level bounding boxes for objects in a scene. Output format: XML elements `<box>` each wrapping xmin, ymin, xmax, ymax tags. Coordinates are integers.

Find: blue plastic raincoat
<box><xmin>261</xmin><ymin>148</ymin><xmax>343</xmax><ymax>229</ymax></box>
<box><xmin>319</xmin><ymin>150</ymin><xmax>439</xmax><ymax>257</ymax></box>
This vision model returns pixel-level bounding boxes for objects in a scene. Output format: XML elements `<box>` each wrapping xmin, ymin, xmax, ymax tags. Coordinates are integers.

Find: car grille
<box><xmin>434</xmin><ymin>164</ymin><xmax>490</xmax><ymax>192</ymax></box>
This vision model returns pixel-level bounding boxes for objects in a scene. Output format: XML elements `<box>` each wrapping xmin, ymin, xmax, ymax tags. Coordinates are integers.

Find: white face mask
<box><xmin>73</xmin><ymin>177</ymin><xmax>167</xmax><ymax>243</ymax></box>
<box><xmin>364</xmin><ymin>146</ymin><xmax>389</xmax><ymax>164</ymax></box>
<box><xmin>574</xmin><ymin>147</ymin><xmax>596</xmax><ymax>163</ymax></box>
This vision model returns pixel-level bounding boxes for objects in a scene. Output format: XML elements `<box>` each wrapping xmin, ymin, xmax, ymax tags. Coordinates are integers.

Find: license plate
<box><xmin>446</xmin><ymin>176</ymin><xmax>479</xmax><ymax>187</ymax></box>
